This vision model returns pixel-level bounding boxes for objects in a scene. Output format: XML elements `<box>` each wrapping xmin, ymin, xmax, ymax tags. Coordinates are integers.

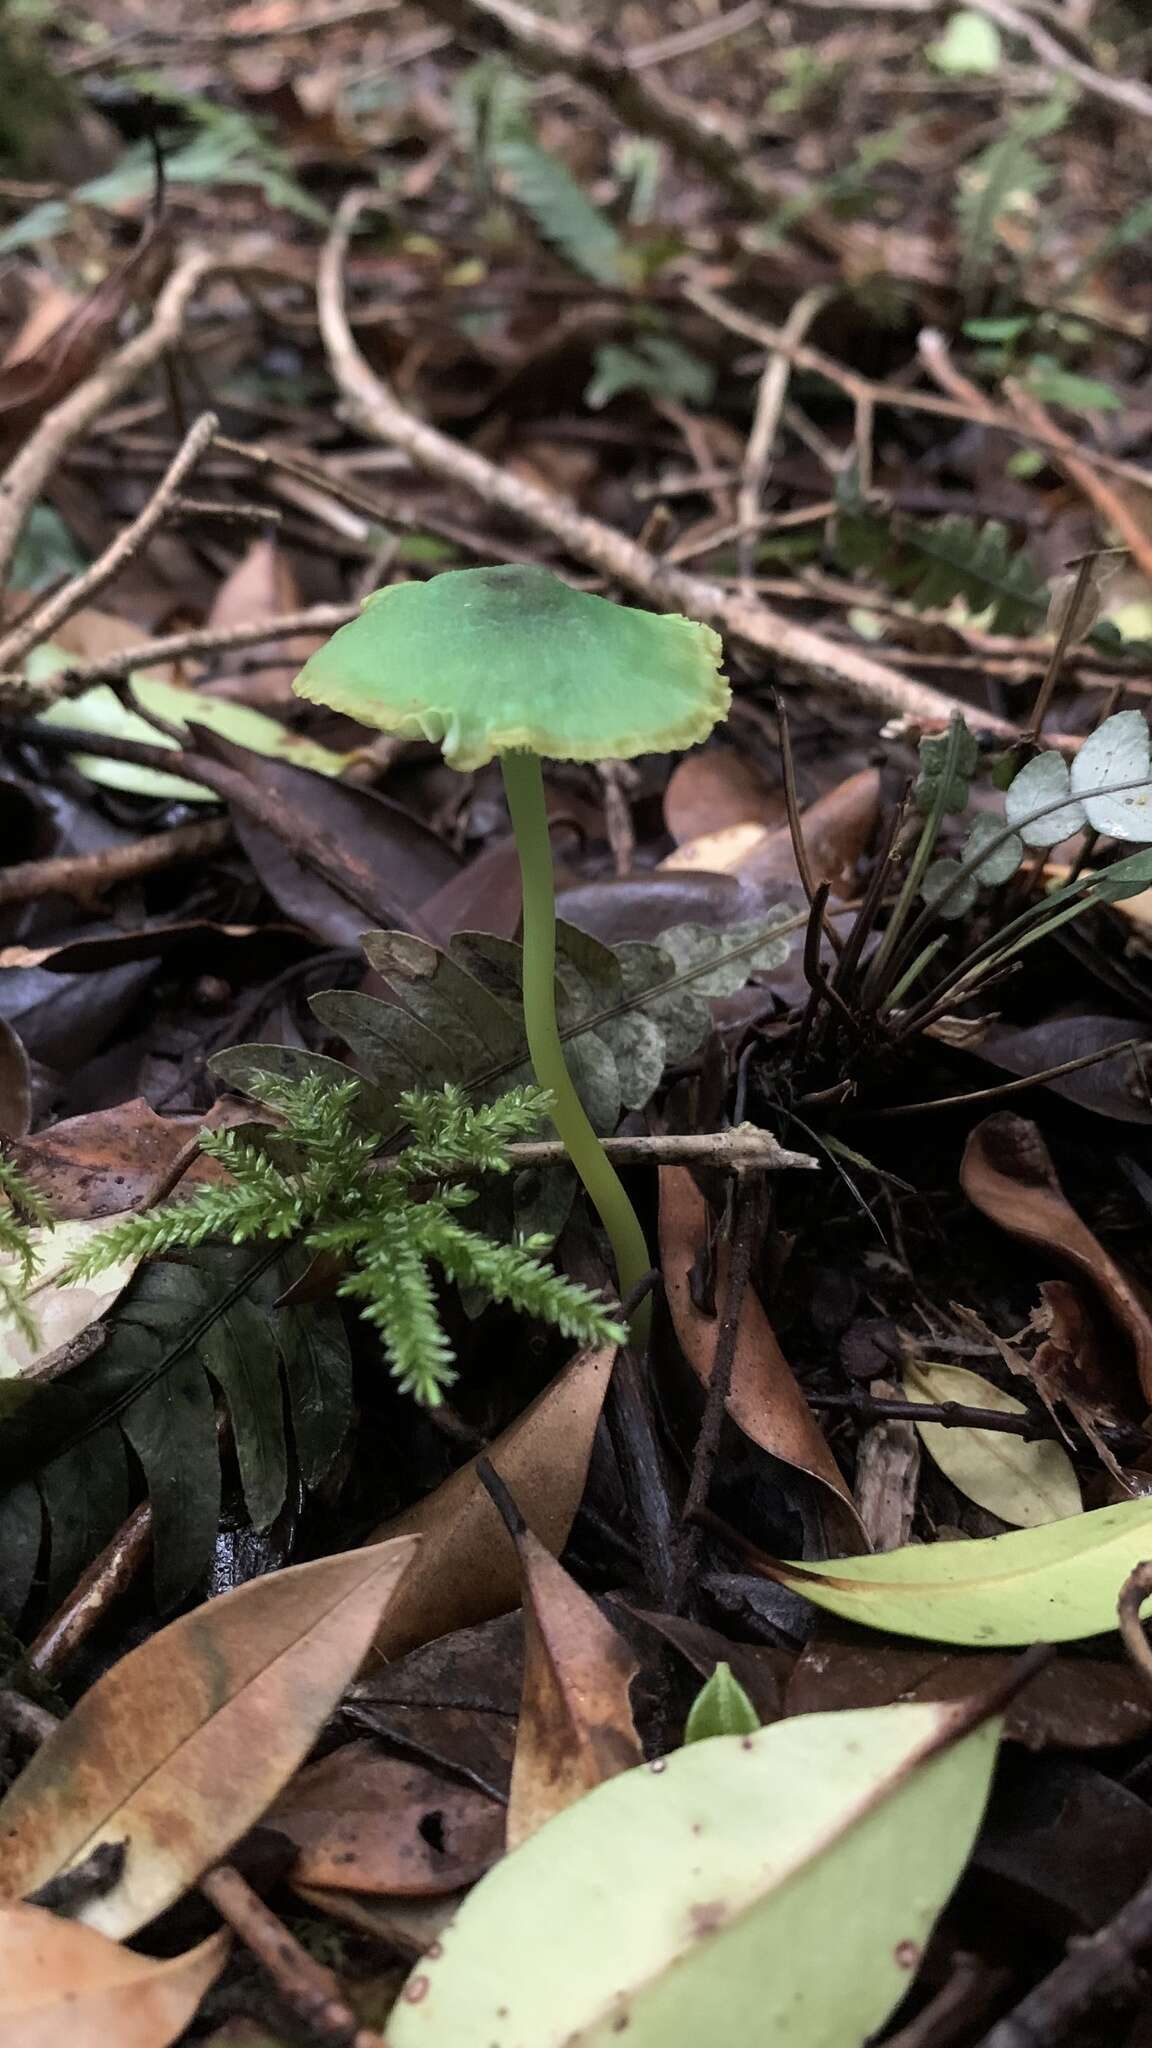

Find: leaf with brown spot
<box><xmin>368</xmin><ymin>1342</ymin><xmax>617</xmax><ymax>1662</ymax></box>
<box><xmin>0</xmin><ymin>1534</ymin><xmax>419</xmax><ymax>1938</ymax></box>
<box><xmin>961</xmin><ymin>1113</ymin><xmax>1152</xmax><ymax>1403</ymax></box>
<box><xmin>269</xmin><ymin>1739</ymin><xmax>504</xmax><ymax>1896</ymax></box>
<box><xmin>659</xmin><ymin>1167</ymin><xmax>866</xmax><ymax>1549</ymax></box>
<box><xmin>0</xmin><ymin>1905</ymin><xmax>226</xmax><ymax>2048</ymax></box>
<box><xmin>11</xmin><ymin>1098</ymin><xmax>230</xmax><ymax>1219</ymax></box>
<box><xmin>498</xmin><ymin>1494</ymin><xmax>641</xmax><ymax>1850</ymax></box>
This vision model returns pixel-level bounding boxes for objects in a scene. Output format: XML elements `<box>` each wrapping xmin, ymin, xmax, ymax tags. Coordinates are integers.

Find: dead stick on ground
<box><xmin>505</xmin><ymin>1125</ymin><xmax>818</xmax><ymax>1173</ymax></box>
<box><xmin>0</xmin><ymin>247</ymin><xmax>216</xmax><ymax>591</ymax></box>
<box><xmin>0</xmin><ymin>413</ymin><xmax>220</xmax><ymax>671</ymax></box>
<box><xmin>200</xmin><ymin>1862</ymin><xmax>388</xmax><ymax>2048</ymax></box>
<box><xmin>0</xmin><ymin>816</ymin><xmax>232</xmax><ymax>908</ymax></box>
<box><xmin>737</xmin><ymin>286</ymin><xmax>830</xmax><ymax>585</ymax></box>
<box><xmin>977</xmin><ymin>1863</ymin><xmax>1152</xmax><ymax>2048</ymax></box>
<box><xmin>1005</xmin><ymin>381</ymin><xmax>1152</xmax><ymax>587</ymax></box>
<box><xmin>318</xmin><ymin>191</ymin><xmax>1018</xmax><ymax>736</ymax></box>
<box><xmin>963</xmin><ymin>0</ymin><xmax>1152</xmax><ymax>124</ymax></box>
<box><xmin>21</xmin><ymin>1503</ymin><xmax>154</xmax><ymax>1683</ymax></box>
<box><xmin>0</xmin><ymin>605</ymin><xmax>356</xmax><ymax>709</ymax></box>
<box><xmin>682</xmin><ymin>1177</ymin><xmax>764</xmax><ymax>1527</ymax></box>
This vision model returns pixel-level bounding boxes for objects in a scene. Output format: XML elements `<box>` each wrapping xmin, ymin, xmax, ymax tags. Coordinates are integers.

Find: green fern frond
<box><xmin>835</xmin><ymin>507</ymin><xmax>1045</xmax><ymax>635</ymax></box>
<box><xmin>0</xmin><ymin>1152</ymin><xmax>54</xmax><ymax>1344</ymax></box>
<box><xmin>57</xmin><ymin>1075</ymin><xmax>623</xmax><ymax>1406</ymax></box>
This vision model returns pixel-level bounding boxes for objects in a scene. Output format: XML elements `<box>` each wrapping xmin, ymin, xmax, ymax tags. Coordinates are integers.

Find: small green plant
<box><xmin>0</xmin><ymin>1152</ymin><xmax>53</xmax><ymax>1345</ymax></box>
<box><xmin>61</xmin><ymin>1074</ymin><xmax>626</xmax><ymax>1406</ymax></box>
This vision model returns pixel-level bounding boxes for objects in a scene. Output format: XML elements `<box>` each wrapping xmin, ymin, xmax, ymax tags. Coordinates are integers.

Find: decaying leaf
<box><xmin>11</xmin><ymin>1098</ymin><xmax>227</xmax><ymax>1219</ymax></box>
<box><xmin>660</xmin><ymin>1167</ymin><xmax>866</xmax><ymax>1549</ymax></box>
<box><xmin>387</xmin><ymin>1700</ymin><xmax>1002</xmax><ymax>2048</ymax></box>
<box><xmin>0</xmin><ymin>1905</ymin><xmax>226</xmax><ymax>2048</ymax></box>
<box><xmin>0</xmin><ymin>1018</ymin><xmax>32</xmax><ymax>1140</ymax></box>
<box><xmin>269</xmin><ymin>1739</ymin><xmax>504</xmax><ymax>1895</ymax></box>
<box><xmin>762</xmin><ymin>1498</ymin><xmax>1152</xmax><ymax>1645</ymax></box>
<box><xmin>662</xmin><ymin>747</ymin><xmax>785</xmax><ymax>846</ymax></box>
<box><xmin>902</xmin><ymin>1358</ymin><xmax>1082</xmax><ymax>1527</ymax></box>
<box><xmin>0</xmin><ymin>1534</ymin><xmax>419</xmax><ymax>1936</ymax></box>
<box><xmin>961</xmin><ymin>1114</ymin><xmax>1152</xmax><ymax>1401</ymax></box>
<box><xmin>502</xmin><ymin>1497</ymin><xmax>642</xmax><ymax>1849</ymax></box>
<box><xmin>786</xmin><ymin>1636</ymin><xmax>1152</xmax><ymax>1750</ymax></box>
<box><xmin>369</xmin><ymin>1343</ymin><xmax>617</xmax><ymax>1660</ymax></box>
<box><xmin>661</xmin><ymin>766</ymin><xmax>879</xmax><ymax>896</ymax></box>
<box><xmin>0</xmin><ymin>1213</ymin><xmax>142</xmax><ymax>1377</ymax></box>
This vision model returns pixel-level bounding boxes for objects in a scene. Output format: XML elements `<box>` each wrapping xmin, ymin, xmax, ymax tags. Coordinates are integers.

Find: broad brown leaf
<box><xmin>0</xmin><ymin>1016</ymin><xmax>31</xmax><ymax>1139</ymax></box>
<box><xmin>662</xmin><ymin>767</ymin><xmax>880</xmax><ymax>897</ymax></box>
<box><xmin>961</xmin><ymin>1114</ymin><xmax>1152</xmax><ymax>1403</ymax></box>
<box><xmin>0</xmin><ymin>1535</ymin><xmax>419</xmax><ymax>1937</ymax></box>
<box><xmin>200</xmin><ymin>536</ymin><xmax>325</xmax><ymax>704</ymax></box>
<box><xmin>663</xmin><ymin>747</ymin><xmax>785</xmax><ymax>846</ymax></box>
<box><xmin>0</xmin><ymin>1904</ymin><xmax>226</xmax><ymax>2048</ymax></box>
<box><xmin>504</xmin><ymin>1515</ymin><xmax>641</xmax><ymax>1850</ymax></box>
<box><xmin>12</xmin><ymin>1098</ymin><xmax>228</xmax><ymax>1217</ymax></box>
<box><xmin>270</xmin><ymin>1740</ymin><xmax>504</xmax><ymax>1895</ymax></box>
<box><xmin>660</xmin><ymin>1167</ymin><xmax>867</xmax><ymax>1549</ymax></box>
<box><xmin>368</xmin><ymin>1342</ymin><xmax>617</xmax><ymax>1661</ymax></box>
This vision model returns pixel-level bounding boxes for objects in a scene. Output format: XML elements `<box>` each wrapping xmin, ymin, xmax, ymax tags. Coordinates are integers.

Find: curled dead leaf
<box><xmin>369</xmin><ymin>1343</ymin><xmax>617</xmax><ymax>1660</ymax></box>
<box><xmin>961</xmin><ymin>1114</ymin><xmax>1152</xmax><ymax>1404</ymax></box>
<box><xmin>659</xmin><ymin>1167</ymin><xmax>866</xmax><ymax>1549</ymax></box>
<box><xmin>501</xmin><ymin>1498</ymin><xmax>642</xmax><ymax>1850</ymax></box>
<box><xmin>199</xmin><ymin>536</ymin><xmax>326</xmax><ymax>703</ymax></box>
<box><xmin>270</xmin><ymin>1740</ymin><xmax>504</xmax><ymax>1896</ymax></box>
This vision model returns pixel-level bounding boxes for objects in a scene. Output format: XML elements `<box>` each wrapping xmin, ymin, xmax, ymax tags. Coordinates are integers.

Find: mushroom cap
<box><xmin>292</xmin><ymin>564</ymin><xmax>730</xmax><ymax>771</ymax></box>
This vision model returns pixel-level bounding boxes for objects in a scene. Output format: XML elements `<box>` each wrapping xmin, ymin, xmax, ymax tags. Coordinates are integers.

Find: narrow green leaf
<box><xmin>388</xmin><ymin>1702</ymin><xmax>1001</xmax><ymax>2047</ymax></box>
<box><xmin>767</xmin><ymin>1498</ymin><xmax>1152</xmax><ymax>1645</ymax></box>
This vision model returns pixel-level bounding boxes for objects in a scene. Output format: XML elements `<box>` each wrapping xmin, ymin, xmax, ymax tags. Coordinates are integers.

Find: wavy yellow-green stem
<box><xmin>501</xmin><ymin>749</ymin><xmax>650</xmax><ymax>1347</ymax></box>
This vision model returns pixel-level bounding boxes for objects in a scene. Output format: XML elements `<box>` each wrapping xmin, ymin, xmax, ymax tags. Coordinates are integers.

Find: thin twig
<box><xmin>0</xmin><ymin>413</ymin><xmax>219</xmax><ymax>671</ymax></box>
<box><xmin>0</xmin><ymin>817</ymin><xmax>232</xmax><ymax>907</ymax></box>
<box><xmin>688</xmin><ymin>287</ymin><xmax>1152</xmax><ymax>500</ymax></box>
<box><xmin>0</xmin><ymin>606</ymin><xmax>356</xmax><ymax>709</ymax></box>
<box><xmin>21</xmin><ymin>1503</ymin><xmax>153</xmax><ymax>1683</ymax></box>
<box><xmin>976</xmin><ymin>1866</ymin><xmax>1152</xmax><ymax>2048</ymax></box>
<box><xmin>504</xmin><ymin>1126</ymin><xmax>818</xmax><ymax>1173</ymax></box>
<box><xmin>0</xmin><ymin>248</ymin><xmax>216</xmax><ymax>592</ymax></box>
<box><xmin>200</xmin><ymin>1862</ymin><xmax>387</xmax><ymax>2048</ymax></box>
<box><xmin>737</xmin><ymin>286</ymin><xmax>831</xmax><ymax>583</ymax></box>
<box><xmin>627</xmin><ymin>0</ymin><xmax>764</xmax><ymax>68</ymax></box>
<box><xmin>962</xmin><ymin>0</ymin><xmax>1152</xmax><ymax>123</ymax></box>
<box><xmin>806</xmin><ymin>1389</ymin><xmax>1146</xmax><ymax>1448</ymax></box>
<box><xmin>319</xmin><ymin>192</ymin><xmax>1021</xmax><ymax>737</ymax></box>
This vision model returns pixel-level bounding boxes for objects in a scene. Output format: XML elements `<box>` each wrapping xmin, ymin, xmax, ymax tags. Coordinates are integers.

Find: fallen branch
<box><xmin>319</xmin><ymin>191</ymin><xmax>1019</xmax><ymax>736</ymax></box>
<box><xmin>977</xmin><ymin>1864</ymin><xmax>1152</xmax><ymax>2047</ymax></box>
<box><xmin>0</xmin><ymin>817</ymin><xmax>232</xmax><ymax>908</ymax></box>
<box><xmin>0</xmin><ymin>412</ymin><xmax>219</xmax><ymax>672</ymax></box>
<box><xmin>0</xmin><ymin>247</ymin><xmax>215</xmax><ymax>592</ymax></box>
<box><xmin>964</xmin><ymin>0</ymin><xmax>1152</xmax><ymax>124</ymax></box>
<box><xmin>504</xmin><ymin>1125</ymin><xmax>819</xmax><ymax>1173</ymax></box>
<box><xmin>0</xmin><ymin>605</ymin><xmax>356</xmax><ymax>709</ymax></box>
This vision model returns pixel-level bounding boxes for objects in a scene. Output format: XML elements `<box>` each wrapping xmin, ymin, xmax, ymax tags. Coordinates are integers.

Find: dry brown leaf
<box><xmin>270</xmin><ymin>1740</ymin><xmax>504</xmax><ymax>1896</ymax></box>
<box><xmin>961</xmin><ymin>1114</ymin><xmax>1152</xmax><ymax>1404</ymax></box>
<box><xmin>12</xmin><ymin>1098</ymin><xmax>229</xmax><ymax>1218</ymax></box>
<box><xmin>0</xmin><ymin>1904</ymin><xmax>226</xmax><ymax>2048</ymax></box>
<box><xmin>47</xmin><ymin>607</ymin><xmax>179</xmax><ymax>682</ymax></box>
<box><xmin>503</xmin><ymin>1508</ymin><xmax>641</xmax><ymax>1851</ymax></box>
<box><xmin>663</xmin><ymin>747</ymin><xmax>785</xmax><ymax>847</ymax></box>
<box><xmin>660</xmin><ymin>1167</ymin><xmax>867</xmax><ymax>1549</ymax></box>
<box><xmin>1</xmin><ymin>280</ymin><xmax>83</xmax><ymax>371</ymax></box>
<box><xmin>0</xmin><ymin>1535</ymin><xmax>419</xmax><ymax>1938</ymax></box>
<box><xmin>661</xmin><ymin>767</ymin><xmax>879</xmax><ymax>897</ymax></box>
<box><xmin>0</xmin><ymin>222</ymin><xmax>168</xmax><ymax>465</ymax></box>
<box><xmin>199</xmin><ymin>536</ymin><xmax>326</xmax><ymax>702</ymax></box>
<box><xmin>368</xmin><ymin>1342</ymin><xmax>617</xmax><ymax>1661</ymax></box>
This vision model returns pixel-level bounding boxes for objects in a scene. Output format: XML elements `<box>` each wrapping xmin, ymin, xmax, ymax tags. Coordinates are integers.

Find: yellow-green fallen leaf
<box><xmin>902</xmin><ymin>1359</ymin><xmax>1081</xmax><ymax>1528</ymax></box>
<box><xmin>30</xmin><ymin>651</ymin><xmax>349</xmax><ymax>801</ymax></box>
<box><xmin>389</xmin><ymin>1700</ymin><xmax>1000</xmax><ymax>2048</ymax></box>
<box><xmin>768</xmin><ymin>1498</ymin><xmax>1152</xmax><ymax>1646</ymax></box>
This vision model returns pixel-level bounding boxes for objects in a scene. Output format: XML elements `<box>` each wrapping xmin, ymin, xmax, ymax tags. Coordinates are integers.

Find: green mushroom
<box><xmin>294</xmin><ymin>564</ymin><xmax>730</xmax><ymax>1342</ymax></box>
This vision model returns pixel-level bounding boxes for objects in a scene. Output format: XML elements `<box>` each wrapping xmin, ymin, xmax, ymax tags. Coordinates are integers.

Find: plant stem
<box><xmin>500</xmin><ymin>749</ymin><xmax>652</xmax><ymax>1344</ymax></box>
